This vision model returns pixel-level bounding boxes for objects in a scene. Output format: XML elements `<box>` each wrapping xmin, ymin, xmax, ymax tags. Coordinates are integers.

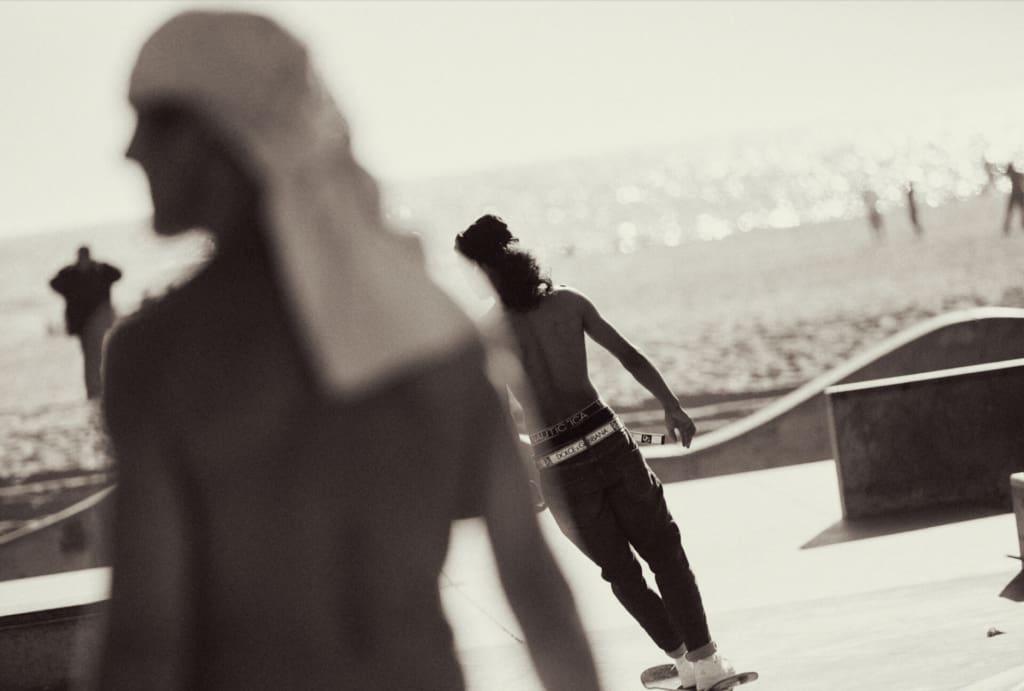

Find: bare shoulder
<box><xmin>546</xmin><ymin>285</ymin><xmax>597</xmax><ymax>316</ymax></box>
<box><xmin>547</xmin><ymin>285</ymin><xmax>593</xmax><ymax>308</ymax></box>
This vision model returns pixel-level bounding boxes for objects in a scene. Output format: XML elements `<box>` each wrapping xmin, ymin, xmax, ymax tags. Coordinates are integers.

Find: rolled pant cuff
<box><xmin>684</xmin><ymin>641</ymin><xmax>717</xmax><ymax>662</ymax></box>
<box><xmin>667</xmin><ymin>643</ymin><xmax>688</xmax><ymax>659</ymax></box>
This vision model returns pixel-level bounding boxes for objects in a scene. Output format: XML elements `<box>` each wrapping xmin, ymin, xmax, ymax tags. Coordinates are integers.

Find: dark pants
<box><xmin>538</xmin><ymin>431</ymin><xmax>712</xmax><ymax>655</ymax></box>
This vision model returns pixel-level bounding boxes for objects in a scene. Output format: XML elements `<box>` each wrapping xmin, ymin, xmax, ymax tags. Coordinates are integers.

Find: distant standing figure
<box><xmin>1003</xmin><ymin>163</ymin><xmax>1024</xmax><ymax>235</ymax></box>
<box><xmin>906</xmin><ymin>183</ymin><xmax>923</xmax><ymax>236</ymax></box>
<box><xmin>862</xmin><ymin>189</ymin><xmax>884</xmax><ymax>239</ymax></box>
<box><xmin>48</xmin><ymin>245</ymin><xmax>121</xmax><ymax>399</ymax></box>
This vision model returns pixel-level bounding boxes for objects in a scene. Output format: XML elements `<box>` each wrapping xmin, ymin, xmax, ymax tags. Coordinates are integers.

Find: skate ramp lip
<box><xmin>642</xmin><ymin>307</ymin><xmax>1024</xmax><ymax>481</ymax></box>
<box><xmin>0</xmin><ymin>566</ymin><xmax>109</xmax><ymax>619</ymax></box>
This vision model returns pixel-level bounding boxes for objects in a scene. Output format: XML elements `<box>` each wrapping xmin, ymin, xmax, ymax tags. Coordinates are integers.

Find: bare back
<box><xmin>504</xmin><ymin>287</ymin><xmax>605</xmax><ymax>430</ymax></box>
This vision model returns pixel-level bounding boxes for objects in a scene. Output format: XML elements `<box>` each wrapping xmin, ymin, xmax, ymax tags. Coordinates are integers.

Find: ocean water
<box><xmin>397</xmin><ymin>115</ymin><xmax>1023</xmax><ymax>258</ymax></box>
<box><xmin>2</xmin><ymin>116</ymin><xmax>1022</xmax><ymax>409</ymax></box>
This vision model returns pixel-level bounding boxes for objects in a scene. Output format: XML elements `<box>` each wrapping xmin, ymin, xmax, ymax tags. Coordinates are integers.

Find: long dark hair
<box><xmin>455</xmin><ymin>215</ymin><xmax>553</xmax><ymax>312</ymax></box>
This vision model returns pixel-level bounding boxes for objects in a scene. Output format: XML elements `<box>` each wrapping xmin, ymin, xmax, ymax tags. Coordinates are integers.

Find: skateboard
<box><xmin>641</xmin><ymin>663</ymin><xmax>758</xmax><ymax>691</ymax></box>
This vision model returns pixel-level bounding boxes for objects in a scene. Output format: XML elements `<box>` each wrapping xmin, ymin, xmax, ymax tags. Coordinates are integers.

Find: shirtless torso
<box><xmin>504</xmin><ymin>287</ymin><xmax>599</xmax><ymax>427</ymax></box>
<box><xmin>501</xmin><ymin>285</ymin><xmax>695</xmax><ymax>446</ymax></box>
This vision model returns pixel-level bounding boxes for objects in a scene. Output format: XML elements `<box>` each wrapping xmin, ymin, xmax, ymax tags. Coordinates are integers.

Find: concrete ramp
<box><xmin>0</xmin><ymin>487</ymin><xmax>112</xmax><ymax>581</ymax></box>
<box><xmin>645</xmin><ymin>307</ymin><xmax>1024</xmax><ymax>483</ymax></box>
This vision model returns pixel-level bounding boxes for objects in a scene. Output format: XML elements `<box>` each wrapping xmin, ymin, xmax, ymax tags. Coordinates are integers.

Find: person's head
<box><xmin>76</xmin><ymin>246</ymin><xmax>91</xmax><ymax>263</ymax></box>
<box><xmin>125</xmin><ymin>10</ymin><xmax>476</xmax><ymax>396</ymax></box>
<box><xmin>126</xmin><ymin>11</ymin><xmax>322</xmax><ymax>244</ymax></box>
<box><xmin>126</xmin><ymin>103</ymin><xmax>260</xmax><ymax>241</ymax></box>
<box><xmin>455</xmin><ymin>215</ymin><xmax>552</xmax><ymax>312</ymax></box>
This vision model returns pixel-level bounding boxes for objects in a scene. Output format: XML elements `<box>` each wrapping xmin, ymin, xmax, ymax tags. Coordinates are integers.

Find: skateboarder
<box><xmin>456</xmin><ymin>214</ymin><xmax>741</xmax><ymax>690</ymax></box>
<box><xmin>94</xmin><ymin>12</ymin><xmax>602</xmax><ymax>691</ymax></box>
<box><xmin>49</xmin><ymin>245</ymin><xmax>121</xmax><ymax>399</ymax></box>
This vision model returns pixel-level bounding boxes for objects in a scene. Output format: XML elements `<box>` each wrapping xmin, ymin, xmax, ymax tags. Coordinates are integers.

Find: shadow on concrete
<box><xmin>999</xmin><ymin>567</ymin><xmax>1024</xmax><ymax>602</ymax></box>
<box><xmin>801</xmin><ymin>505</ymin><xmax>1007</xmax><ymax>549</ymax></box>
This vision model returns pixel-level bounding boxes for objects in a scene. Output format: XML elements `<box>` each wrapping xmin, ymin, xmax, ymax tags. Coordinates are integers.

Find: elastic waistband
<box><xmin>529</xmin><ymin>399</ymin><xmax>609</xmax><ymax>445</ymax></box>
<box><xmin>534</xmin><ymin>417</ymin><xmax>625</xmax><ymax>469</ymax></box>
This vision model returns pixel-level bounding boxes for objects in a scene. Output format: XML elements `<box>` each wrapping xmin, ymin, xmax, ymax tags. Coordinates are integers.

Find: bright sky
<box><xmin>1</xmin><ymin>0</ymin><xmax>1022</xmax><ymax>237</ymax></box>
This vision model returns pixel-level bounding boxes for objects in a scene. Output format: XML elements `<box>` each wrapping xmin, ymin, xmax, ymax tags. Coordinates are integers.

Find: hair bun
<box><xmin>456</xmin><ymin>214</ymin><xmax>518</xmax><ymax>264</ymax></box>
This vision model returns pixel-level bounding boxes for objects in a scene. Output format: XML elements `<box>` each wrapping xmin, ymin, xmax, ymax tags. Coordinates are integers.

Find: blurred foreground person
<box><xmin>95</xmin><ymin>11</ymin><xmax>601</xmax><ymax>691</ymax></box>
<box><xmin>456</xmin><ymin>215</ymin><xmax>743</xmax><ymax>691</ymax></box>
<box><xmin>49</xmin><ymin>245</ymin><xmax>121</xmax><ymax>399</ymax></box>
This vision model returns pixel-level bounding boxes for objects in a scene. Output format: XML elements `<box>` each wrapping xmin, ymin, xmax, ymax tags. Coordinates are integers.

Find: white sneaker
<box><xmin>674</xmin><ymin>656</ymin><xmax>696</xmax><ymax>689</ymax></box>
<box><xmin>694</xmin><ymin>653</ymin><xmax>736</xmax><ymax>691</ymax></box>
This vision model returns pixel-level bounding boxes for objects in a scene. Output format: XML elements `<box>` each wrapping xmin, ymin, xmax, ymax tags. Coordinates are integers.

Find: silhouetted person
<box><xmin>862</xmin><ymin>189</ymin><xmax>884</xmax><ymax>239</ymax></box>
<box><xmin>48</xmin><ymin>245</ymin><xmax>121</xmax><ymax>399</ymax></box>
<box><xmin>456</xmin><ymin>214</ymin><xmax>742</xmax><ymax>691</ymax></box>
<box><xmin>906</xmin><ymin>182</ymin><xmax>923</xmax><ymax>236</ymax></box>
<box><xmin>94</xmin><ymin>11</ymin><xmax>602</xmax><ymax>691</ymax></box>
<box><xmin>1003</xmin><ymin>163</ymin><xmax>1024</xmax><ymax>235</ymax></box>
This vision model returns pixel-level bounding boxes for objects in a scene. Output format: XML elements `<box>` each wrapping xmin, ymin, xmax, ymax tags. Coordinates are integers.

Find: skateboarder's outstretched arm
<box><xmin>574</xmin><ymin>290</ymin><xmax>696</xmax><ymax>447</ymax></box>
<box><xmin>473</xmin><ymin>374</ymin><xmax>603</xmax><ymax>691</ymax></box>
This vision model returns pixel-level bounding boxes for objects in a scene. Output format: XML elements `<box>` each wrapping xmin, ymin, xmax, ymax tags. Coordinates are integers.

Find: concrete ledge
<box><xmin>826</xmin><ymin>358</ymin><xmax>1024</xmax><ymax>519</ymax></box>
<box><xmin>0</xmin><ymin>568</ymin><xmax>109</xmax><ymax>689</ymax></box>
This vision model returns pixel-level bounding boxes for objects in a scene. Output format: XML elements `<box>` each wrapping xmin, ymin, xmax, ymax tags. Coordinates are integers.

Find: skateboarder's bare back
<box><xmin>503</xmin><ymin>287</ymin><xmax>604</xmax><ymax>430</ymax></box>
<box><xmin>457</xmin><ymin>214</ymin><xmax>750</xmax><ymax>691</ymax></box>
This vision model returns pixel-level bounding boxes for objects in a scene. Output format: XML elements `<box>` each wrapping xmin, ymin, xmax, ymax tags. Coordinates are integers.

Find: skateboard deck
<box><xmin>641</xmin><ymin>663</ymin><xmax>758</xmax><ymax>690</ymax></box>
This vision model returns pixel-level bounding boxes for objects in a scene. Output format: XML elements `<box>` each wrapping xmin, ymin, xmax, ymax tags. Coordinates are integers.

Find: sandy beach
<box><xmin>1</xmin><ymin>190</ymin><xmax>1023</xmax><ymax>499</ymax></box>
<box><xmin>549</xmin><ymin>191</ymin><xmax>1024</xmax><ymax>407</ymax></box>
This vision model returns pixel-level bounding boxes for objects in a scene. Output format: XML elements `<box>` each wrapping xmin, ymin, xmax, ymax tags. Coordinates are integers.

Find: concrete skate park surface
<box><xmin>444</xmin><ymin>461</ymin><xmax>1024</xmax><ymax>690</ymax></box>
<box><xmin>4</xmin><ymin>461</ymin><xmax>1021</xmax><ymax>690</ymax></box>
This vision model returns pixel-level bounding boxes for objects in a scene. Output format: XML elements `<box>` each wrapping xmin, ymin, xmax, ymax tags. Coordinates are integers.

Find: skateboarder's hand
<box><xmin>665</xmin><ymin>407</ymin><xmax>696</xmax><ymax>448</ymax></box>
